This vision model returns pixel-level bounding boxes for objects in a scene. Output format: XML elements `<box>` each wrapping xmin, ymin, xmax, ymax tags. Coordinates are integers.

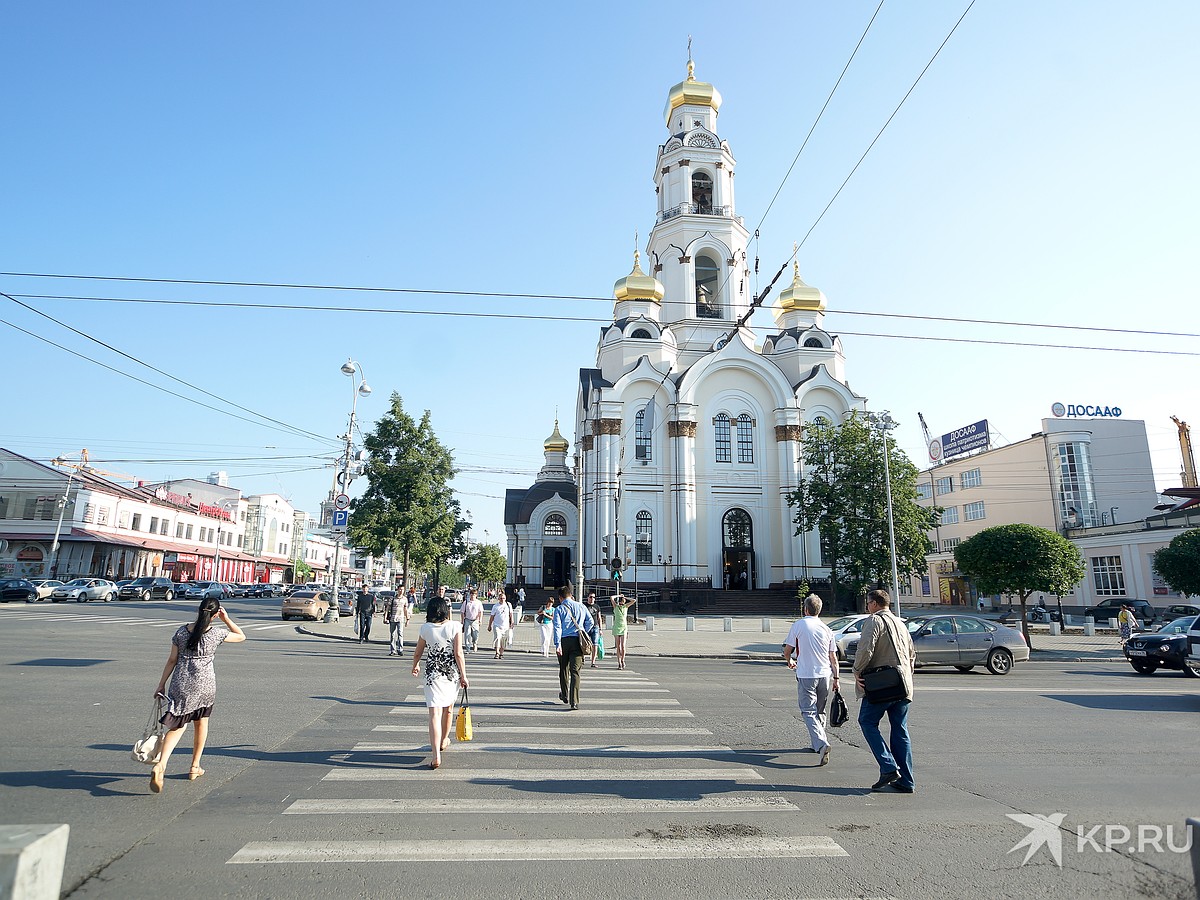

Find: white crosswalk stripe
<box><xmin>372</xmin><ymin>724</ymin><xmax>712</xmax><ymax>735</ymax></box>
<box><xmin>392</xmin><ymin>706</ymin><xmax>695</xmax><ymax>717</ymax></box>
<box><xmin>323</xmin><ymin>766</ymin><xmax>765</xmax><ymax>782</ymax></box>
<box><xmin>350</xmin><ymin>741</ymin><xmax>740</xmax><ymax>754</ymax></box>
<box><xmin>283</xmin><ymin>796</ymin><xmax>794</xmax><ymax>814</ymax></box>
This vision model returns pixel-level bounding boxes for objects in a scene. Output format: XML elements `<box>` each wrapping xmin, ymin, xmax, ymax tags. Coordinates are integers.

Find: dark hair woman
<box><xmin>150</xmin><ymin>596</ymin><xmax>245</xmax><ymax>793</ymax></box>
<box><xmin>411</xmin><ymin>595</ymin><xmax>468</xmax><ymax>769</ymax></box>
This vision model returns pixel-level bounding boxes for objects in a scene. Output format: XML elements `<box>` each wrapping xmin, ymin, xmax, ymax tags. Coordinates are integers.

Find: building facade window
<box><xmin>916</xmin><ymin>482</ymin><xmax>933</xmax><ymax>500</ymax></box>
<box><xmin>691</xmin><ymin>171</ymin><xmax>714</xmax><ymax>213</ymax></box>
<box><xmin>131</xmin><ymin>513</ymin><xmax>142</xmax><ymax>531</ymax></box>
<box><xmin>543</xmin><ymin>513</ymin><xmax>567</xmax><ymax>537</ymax></box>
<box><xmin>160</xmin><ymin>519</ymin><xmax>169</xmax><ymax>535</ymax></box>
<box><xmin>1091</xmin><ymin>555</ymin><xmax>1126</xmax><ymax>595</ymax></box>
<box><xmin>960</xmin><ymin>468</ymin><xmax>982</xmax><ymax>489</ymax></box>
<box><xmin>630</xmin><ymin>328</ymin><xmax>652</xmax><ymax>339</ymax></box>
<box><xmin>176</xmin><ymin>522</ymin><xmax>185</xmax><ymax>538</ymax></box>
<box><xmin>935</xmin><ymin>476</ymin><xmax>954</xmax><ymax>494</ymax></box>
<box><xmin>635</xmin><ymin>511</ymin><xmax>653</xmax><ymax>564</ymax></box>
<box><xmin>714</xmin><ymin>413</ymin><xmax>732</xmax><ymax>463</ymax></box>
<box><xmin>1055</xmin><ymin>441</ymin><xmax>1098</xmax><ymax>526</ymax></box>
<box><xmin>942</xmin><ymin>537</ymin><xmax>961</xmax><ymax>552</ymax></box>
<box><xmin>964</xmin><ymin>500</ymin><xmax>986</xmax><ymax>521</ymax></box>
<box><xmin>736</xmin><ymin>414</ymin><xmax>754</xmax><ymax>463</ymax></box>
<box><xmin>635</xmin><ymin>408</ymin><xmax>652</xmax><ymax>461</ymax></box>
<box><xmin>185</xmin><ymin>524</ymin><xmax>193</xmax><ymax>540</ymax></box>
<box><xmin>940</xmin><ymin>506</ymin><xmax>959</xmax><ymax>525</ymax></box>
<box><xmin>149</xmin><ymin>516</ymin><xmax>158</xmax><ymax>534</ymax></box>
<box><xmin>695</xmin><ymin>253</ymin><xmax>721</xmax><ymax>318</ymax></box>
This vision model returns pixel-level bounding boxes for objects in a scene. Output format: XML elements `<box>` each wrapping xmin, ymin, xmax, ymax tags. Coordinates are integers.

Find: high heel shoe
<box><xmin>188</xmin><ymin>766</ymin><xmax>205</xmax><ymax>781</ymax></box>
<box><xmin>149</xmin><ymin>766</ymin><xmax>164</xmax><ymax>793</ymax></box>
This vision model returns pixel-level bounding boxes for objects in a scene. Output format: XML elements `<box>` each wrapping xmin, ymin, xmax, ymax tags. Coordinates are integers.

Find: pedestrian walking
<box><xmin>782</xmin><ymin>594</ymin><xmax>839</xmax><ymax>766</ymax></box>
<box><xmin>410</xmin><ymin>595</ymin><xmax>468</xmax><ymax>770</ymax></box>
<box><xmin>1117</xmin><ymin>603</ymin><xmax>1139</xmax><ymax>645</ymax></box>
<box><xmin>553</xmin><ymin>583</ymin><xmax>593</xmax><ymax>710</ymax></box>
<box><xmin>149</xmin><ymin>598</ymin><xmax>246</xmax><ymax>793</ymax></box>
<box><xmin>460</xmin><ymin>587</ymin><xmax>483</xmax><ymax>652</ymax></box>
<box><xmin>508</xmin><ymin>587</ymin><xmax>524</xmax><ymax>649</ymax></box>
<box><xmin>536</xmin><ymin>597</ymin><xmax>556</xmax><ymax>657</ymax></box>
<box><xmin>583</xmin><ymin>592</ymin><xmax>604</xmax><ymax>667</ymax></box>
<box><xmin>355</xmin><ymin>588</ymin><xmax>376</xmax><ymax>643</ymax></box>
<box><xmin>488</xmin><ymin>591</ymin><xmax>513</xmax><ymax>658</ymax></box>
<box><xmin>610</xmin><ymin>594</ymin><xmax>633</xmax><ymax>669</ymax></box>
<box><xmin>384</xmin><ymin>590</ymin><xmax>410</xmax><ymax>656</ymax></box>
<box><xmin>852</xmin><ymin>589</ymin><xmax>917</xmax><ymax>794</ymax></box>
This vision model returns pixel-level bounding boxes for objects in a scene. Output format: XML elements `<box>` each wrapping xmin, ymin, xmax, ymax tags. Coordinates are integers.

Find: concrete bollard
<box><xmin>1084</xmin><ymin>617</ymin><xmax>1095</xmax><ymax>636</ymax></box>
<box><xmin>762</xmin><ymin>617</ymin><xmax>771</xmax><ymax>633</ymax></box>
<box><xmin>0</xmin><ymin>825</ymin><xmax>70</xmax><ymax>900</ymax></box>
<box><xmin>685</xmin><ymin>617</ymin><xmax>695</xmax><ymax>632</ymax></box>
<box><xmin>1186</xmin><ymin>817</ymin><xmax>1199</xmax><ymax>900</ymax></box>
<box><xmin>723</xmin><ymin>617</ymin><xmax>733</xmax><ymax>633</ymax></box>
<box><xmin>1108</xmin><ymin>617</ymin><xmax>1119</xmax><ymax>629</ymax></box>
<box><xmin>645</xmin><ymin>616</ymin><xmax>655</xmax><ymax>631</ymax></box>
<box><xmin>1049</xmin><ymin>621</ymin><xmax>1061</xmax><ymax>636</ymax></box>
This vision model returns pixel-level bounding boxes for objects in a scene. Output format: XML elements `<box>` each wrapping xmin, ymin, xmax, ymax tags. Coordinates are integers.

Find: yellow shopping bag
<box><xmin>455</xmin><ymin>687</ymin><xmax>473</xmax><ymax>742</ymax></box>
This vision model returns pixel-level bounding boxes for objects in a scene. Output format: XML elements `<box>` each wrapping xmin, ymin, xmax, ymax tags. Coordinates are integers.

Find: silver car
<box><xmin>905</xmin><ymin>614</ymin><xmax>1030</xmax><ymax>675</ymax></box>
<box><xmin>50</xmin><ymin>578</ymin><xmax>117</xmax><ymax>603</ymax></box>
<box><xmin>29</xmin><ymin>579</ymin><xmax>65</xmax><ymax>601</ymax></box>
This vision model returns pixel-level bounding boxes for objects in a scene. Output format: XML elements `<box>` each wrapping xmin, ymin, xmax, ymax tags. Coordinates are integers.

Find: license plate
<box><xmin>1127</xmin><ymin>649</ymin><xmax>1146</xmax><ymax>657</ymax></box>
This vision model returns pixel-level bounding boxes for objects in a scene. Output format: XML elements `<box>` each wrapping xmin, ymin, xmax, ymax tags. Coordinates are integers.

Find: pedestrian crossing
<box><xmin>0</xmin><ymin>608</ymin><xmax>299</xmax><ymax>632</ymax></box>
<box><xmin>225</xmin><ymin>656</ymin><xmax>851</xmax><ymax>876</ymax></box>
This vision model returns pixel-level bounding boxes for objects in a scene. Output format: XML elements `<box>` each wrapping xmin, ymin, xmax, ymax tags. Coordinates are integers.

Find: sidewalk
<box><xmin>297</xmin><ymin>613</ymin><xmax>1127</xmax><ymax>663</ymax></box>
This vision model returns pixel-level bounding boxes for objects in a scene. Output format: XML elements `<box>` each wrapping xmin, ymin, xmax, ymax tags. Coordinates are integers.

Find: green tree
<box><xmin>460</xmin><ymin>543</ymin><xmax>508</xmax><ymax>591</ymax></box>
<box><xmin>787</xmin><ymin>412</ymin><xmax>938</xmax><ymax>611</ymax></box>
<box><xmin>349</xmin><ymin>393</ymin><xmax>458</xmax><ymax>590</ymax></box>
<box><xmin>954</xmin><ymin>523</ymin><xmax>1086</xmax><ymax>648</ymax></box>
<box><xmin>292</xmin><ymin>559</ymin><xmax>313</xmax><ymax>583</ymax></box>
<box><xmin>1152</xmin><ymin>528</ymin><xmax>1200</xmax><ymax>597</ymax></box>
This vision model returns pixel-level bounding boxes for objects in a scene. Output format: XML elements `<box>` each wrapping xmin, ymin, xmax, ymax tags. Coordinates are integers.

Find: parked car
<box><xmin>825</xmin><ymin>614</ymin><xmax>869</xmax><ymax>661</ymax></box>
<box><xmin>180</xmin><ymin>581</ymin><xmax>230</xmax><ymax>601</ymax></box>
<box><xmin>0</xmin><ymin>579</ymin><xmax>39</xmax><ymax>602</ymax></box>
<box><xmin>50</xmin><ymin>578</ymin><xmax>117</xmax><ymax>603</ymax></box>
<box><xmin>337</xmin><ymin>593</ymin><xmax>354</xmax><ymax>616</ymax></box>
<box><xmin>282</xmin><ymin>590</ymin><xmax>330</xmax><ymax>621</ymax></box>
<box><xmin>117</xmin><ymin>577</ymin><xmax>177</xmax><ymax>602</ymax></box>
<box><xmin>1124</xmin><ymin>616</ymin><xmax>1199</xmax><ymax>676</ymax></box>
<box><xmin>1154</xmin><ymin>603</ymin><xmax>1200</xmax><ymax>624</ymax></box>
<box><xmin>1188</xmin><ymin>616</ymin><xmax>1200</xmax><ymax>671</ymax></box>
<box><xmin>1083</xmin><ymin>598</ymin><xmax>1154</xmax><ymax>626</ymax></box>
<box><xmin>847</xmin><ymin>614</ymin><xmax>1029</xmax><ymax>675</ymax></box>
<box><xmin>28</xmin><ymin>579</ymin><xmax>65</xmax><ymax>601</ymax></box>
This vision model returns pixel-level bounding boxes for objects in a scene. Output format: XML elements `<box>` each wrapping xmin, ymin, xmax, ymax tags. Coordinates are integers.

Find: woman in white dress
<box><xmin>410</xmin><ymin>595</ymin><xmax>468</xmax><ymax>769</ymax></box>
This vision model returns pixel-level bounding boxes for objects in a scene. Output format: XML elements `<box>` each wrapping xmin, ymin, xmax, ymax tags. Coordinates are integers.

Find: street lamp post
<box><xmin>47</xmin><ymin>456</ymin><xmax>82</xmax><ymax>579</ymax></box>
<box><xmin>330</xmin><ymin>358</ymin><xmax>371</xmax><ymax>623</ymax></box>
<box><xmin>867</xmin><ymin>411</ymin><xmax>902</xmax><ymax>618</ymax></box>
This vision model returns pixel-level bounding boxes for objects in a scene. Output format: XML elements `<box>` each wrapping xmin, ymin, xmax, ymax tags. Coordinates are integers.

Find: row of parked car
<box><xmin>0</xmin><ymin>576</ymin><xmax>296</xmax><ymax>603</ymax></box>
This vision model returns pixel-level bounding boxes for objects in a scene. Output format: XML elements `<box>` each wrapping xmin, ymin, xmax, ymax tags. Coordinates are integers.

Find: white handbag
<box><xmin>132</xmin><ymin>695</ymin><xmax>167</xmax><ymax>764</ymax></box>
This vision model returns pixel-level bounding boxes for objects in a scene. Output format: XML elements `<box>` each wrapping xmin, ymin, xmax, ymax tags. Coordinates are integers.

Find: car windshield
<box><xmin>1157</xmin><ymin>616</ymin><xmax>1196</xmax><ymax>634</ymax></box>
<box><xmin>826</xmin><ymin>616</ymin><xmax>858</xmax><ymax>631</ymax></box>
<box><xmin>905</xmin><ymin>618</ymin><xmax>928</xmax><ymax>634</ymax></box>
<box><xmin>129</xmin><ymin>578</ymin><xmax>155</xmax><ymax>586</ymax></box>
<box><xmin>64</xmin><ymin>579</ymin><xmax>89</xmax><ymax>587</ymax></box>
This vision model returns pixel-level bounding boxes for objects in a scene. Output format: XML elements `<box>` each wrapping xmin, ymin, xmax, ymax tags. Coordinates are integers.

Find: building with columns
<box><xmin>574</xmin><ymin>61</ymin><xmax>863</xmax><ymax>592</ymax></box>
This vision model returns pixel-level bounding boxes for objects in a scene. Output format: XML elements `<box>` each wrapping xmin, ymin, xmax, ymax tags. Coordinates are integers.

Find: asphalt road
<box><xmin>1</xmin><ymin>598</ymin><xmax>1197</xmax><ymax>899</ymax></box>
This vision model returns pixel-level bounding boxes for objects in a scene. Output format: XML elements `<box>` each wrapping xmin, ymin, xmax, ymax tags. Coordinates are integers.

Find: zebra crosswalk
<box><xmin>1</xmin><ymin>608</ymin><xmax>299</xmax><ymax>632</ymax></box>
<box><xmin>224</xmin><ymin>656</ymin><xmax>850</xmax><ymax>875</ymax></box>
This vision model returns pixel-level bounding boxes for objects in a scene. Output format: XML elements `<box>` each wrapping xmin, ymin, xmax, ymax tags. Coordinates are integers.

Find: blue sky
<box><xmin>2</xmin><ymin>1</ymin><xmax>1196</xmax><ymax>546</ymax></box>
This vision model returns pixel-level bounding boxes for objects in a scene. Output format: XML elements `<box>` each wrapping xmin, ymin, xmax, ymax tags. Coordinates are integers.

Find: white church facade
<box><xmin>572</xmin><ymin>62</ymin><xmax>866</xmax><ymax>592</ymax></box>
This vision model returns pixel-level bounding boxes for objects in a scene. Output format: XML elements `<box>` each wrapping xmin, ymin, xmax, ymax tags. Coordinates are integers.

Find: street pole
<box><xmin>331</xmin><ymin>358</ymin><xmax>371</xmax><ymax>623</ymax></box>
<box><xmin>47</xmin><ymin>457</ymin><xmax>81</xmax><ymax>579</ymax></box>
<box><xmin>876</xmin><ymin>412</ymin><xmax>902</xmax><ymax>618</ymax></box>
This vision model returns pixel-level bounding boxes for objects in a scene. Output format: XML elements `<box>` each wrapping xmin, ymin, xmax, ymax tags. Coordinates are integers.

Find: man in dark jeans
<box><xmin>852</xmin><ymin>589</ymin><xmax>917</xmax><ymax>793</ymax></box>
<box><xmin>552</xmin><ymin>583</ymin><xmax>593</xmax><ymax>710</ymax></box>
<box><xmin>355</xmin><ymin>588</ymin><xmax>376</xmax><ymax>644</ymax></box>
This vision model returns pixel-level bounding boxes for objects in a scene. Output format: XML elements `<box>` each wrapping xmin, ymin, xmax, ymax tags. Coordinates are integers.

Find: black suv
<box><xmin>117</xmin><ymin>577</ymin><xmax>177</xmax><ymax>602</ymax></box>
<box><xmin>1084</xmin><ymin>598</ymin><xmax>1154</xmax><ymax>625</ymax></box>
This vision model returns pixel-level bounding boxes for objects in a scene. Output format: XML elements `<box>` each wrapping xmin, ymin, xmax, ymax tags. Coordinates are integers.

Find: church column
<box><xmin>594</xmin><ymin>417</ymin><xmax>622</xmax><ymax>580</ymax></box>
<box><xmin>581</xmin><ymin>432</ymin><xmax>596</xmax><ymax>583</ymax></box>
<box><xmin>775</xmin><ymin>413</ymin><xmax>803</xmax><ymax>582</ymax></box>
<box><xmin>669</xmin><ymin>405</ymin><xmax>699</xmax><ymax>581</ymax></box>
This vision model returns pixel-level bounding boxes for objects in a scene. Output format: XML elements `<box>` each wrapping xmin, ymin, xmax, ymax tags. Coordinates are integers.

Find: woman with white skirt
<box><xmin>410</xmin><ymin>595</ymin><xmax>468</xmax><ymax>769</ymax></box>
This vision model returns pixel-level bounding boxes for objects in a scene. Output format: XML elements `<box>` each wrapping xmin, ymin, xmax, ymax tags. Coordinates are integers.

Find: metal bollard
<box><xmin>1084</xmin><ymin>616</ymin><xmax>1095</xmax><ymax>636</ymax></box>
<box><xmin>723</xmin><ymin>617</ymin><xmax>733</xmax><ymax>633</ymax></box>
<box><xmin>685</xmin><ymin>617</ymin><xmax>695</xmax><ymax>632</ymax></box>
<box><xmin>762</xmin><ymin>617</ymin><xmax>771</xmax><ymax>633</ymax></box>
<box><xmin>645</xmin><ymin>616</ymin><xmax>655</xmax><ymax>632</ymax></box>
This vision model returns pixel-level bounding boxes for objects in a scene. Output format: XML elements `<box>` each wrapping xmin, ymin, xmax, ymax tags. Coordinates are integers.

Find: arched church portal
<box><xmin>722</xmin><ymin>508</ymin><xmax>755</xmax><ymax>590</ymax></box>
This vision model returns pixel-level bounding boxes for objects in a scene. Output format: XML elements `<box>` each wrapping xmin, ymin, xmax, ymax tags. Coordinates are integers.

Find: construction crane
<box><xmin>918</xmin><ymin>412</ymin><xmax>941</xmax><ymax>466</ymax></box>
<box><xmin>1171</xmin><ymin>416</ymin><xmax>1197</xmax><ymax>488</ymax></box>
<box><xmin>51</xmin><ymin>449</ymin><xmax>140</xmax><ymax>484</ymax></box>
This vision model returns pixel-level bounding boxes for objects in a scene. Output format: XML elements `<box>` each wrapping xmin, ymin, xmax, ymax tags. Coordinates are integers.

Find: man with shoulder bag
<box><xmin>852</xmin><ymin>589</ymin><xmax>917</xmax><ymax>794</ymax></box>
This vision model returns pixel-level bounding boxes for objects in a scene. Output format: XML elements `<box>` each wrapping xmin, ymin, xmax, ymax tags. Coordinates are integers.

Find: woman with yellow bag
<box><xmin>411</xmin><ymin>595</ymin><xmax>469</xmax><ymax>769</ymax></box>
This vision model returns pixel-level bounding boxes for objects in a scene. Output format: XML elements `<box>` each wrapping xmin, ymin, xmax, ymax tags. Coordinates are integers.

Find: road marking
<box><xmin>245</xmin><ymin>623</ymin><xmax>299</xmax><ymax>631</ymax></box>
<box><xmin>391</xmin><ymin>706</ymin><xmax>695</xmax><ymax>717</ymax></box>
<box><xmin>350</xmin><ymin>742</ymin><xmax>740</xmax><ymax>754</ymax></box>
<box><xmin>372</xmin><ymin>725</ymin><xmax>713</xmax><ymax>735</ymax></box>
<box><xmin>283</xmin><ymin>796</ymin><xmax>796</xmax><ymax>814</ymax></box>
<box><xmin>916</xmin><ymin>686</ymin><xmax>1184</xmax><ymax>694</ymax></box>
<box><xmin>323</xmin><ymin>766</ymin><xmax>762</xmax><ymax>782</ymax></box>
<box><xmin>446</xmin><ymin>683</ymin><xmax>665</xmax><ymax>692</ymax></box>
<box><xmin>228</xmin><ymin>835</ymin><xmax>846</xmax><ymax>863</ymax></box>
<box><xmin>399</xmin><ymin>696</ymin><xmax>680</xmax><ymax>706</ymax></box>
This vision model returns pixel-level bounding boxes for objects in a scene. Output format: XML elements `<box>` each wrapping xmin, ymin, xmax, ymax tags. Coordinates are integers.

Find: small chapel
<box><xmin>507</xmin><ymin>60</ymin><xmax>866</xmax><ymax>597</ymax></box>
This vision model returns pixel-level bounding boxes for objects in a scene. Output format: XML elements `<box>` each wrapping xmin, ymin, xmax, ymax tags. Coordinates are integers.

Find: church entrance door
<box><xmin>721</xmin><ymin>508</ymin><xmax>756</xmax><ymax>590</ymax></box>
<box><xmin>542</xmin><ymin>547</ymin><xmax>570</xmax><ymax>590</ymax></box>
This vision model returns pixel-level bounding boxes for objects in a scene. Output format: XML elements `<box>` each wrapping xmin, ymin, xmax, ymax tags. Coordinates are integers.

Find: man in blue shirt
<box><xmin>552</xmin><ymin>583</ymin><xmax>593</xmax><ymax>710</ymax></box>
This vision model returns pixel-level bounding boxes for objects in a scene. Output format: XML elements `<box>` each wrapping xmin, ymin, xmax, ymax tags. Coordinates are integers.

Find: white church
<box><xmin>508</xmin><ymin>61</ymin><xmax>866</xmax><ymax>594</ymax></box>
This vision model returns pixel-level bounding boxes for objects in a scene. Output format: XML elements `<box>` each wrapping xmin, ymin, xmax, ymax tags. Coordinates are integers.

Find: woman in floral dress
<box><xmin>411</xmin><ymin>595</ymin><xmax>469</xmax><ymax>768</ymax></box>
<box><xmin>150</xmin><ymin>596</ymin><xmax>246</xmax><ymax>793</ymax></box>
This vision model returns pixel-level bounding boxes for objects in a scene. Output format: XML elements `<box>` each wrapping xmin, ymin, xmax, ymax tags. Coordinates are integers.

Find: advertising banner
<box><xmin>941</xmin><ymin>420</ymin><xmax>989</xmax><ymax>459</ymax></box>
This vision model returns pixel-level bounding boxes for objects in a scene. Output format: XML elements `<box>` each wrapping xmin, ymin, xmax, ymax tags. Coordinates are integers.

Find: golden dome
<box><xmin>613</xmin><ymin>251</ymin><xmax>665</xmax><ymax>303</ymax></box>
<box><xmin>664</xmin><ymin>59</ymin><xmax>722</xmax><ymax>125</ymax></box>
<box><xmin>544</xmin><ymin>419</ymin><xmax>569</xmax><ymax>453</ymax></box>
<box><xmin>777</xmin><ymin>260</ymin><xmax>826</xmax><ymax>312</ymax></box>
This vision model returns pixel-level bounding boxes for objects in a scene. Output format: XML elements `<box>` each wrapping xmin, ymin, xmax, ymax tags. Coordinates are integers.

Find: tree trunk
<box><xmin>1018</xmin><ymin>591</ymin><xmax>1033</xmax><ymax>650</ymax></box>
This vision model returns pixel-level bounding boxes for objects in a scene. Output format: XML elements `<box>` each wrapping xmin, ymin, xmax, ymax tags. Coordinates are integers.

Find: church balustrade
<box><xmin>656</xmin><ymin>202</ymin><xmax>734</xmax><ymax>223</ymax></box>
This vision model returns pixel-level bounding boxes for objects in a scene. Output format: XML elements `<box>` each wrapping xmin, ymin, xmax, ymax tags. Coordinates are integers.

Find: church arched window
<box><xmin>691</xmin><ymin>171</ymin><xmax>714</xmax><ymax>214</ymax></box>
<box><xmin>714</xmin><ymin>413</ymin><xmax>732</xmax><ymax>463</ymax></box>
<box><xmin>543</xmin><ymin>514</ymin><xmax>567</xmax><ymax>537</ymax></box>
<box><xmin>635</xmin><ymin>408</ymin><xmax>652</xmax><ymax>462</ymax></box>
<box><xmin>635</xmin><ymin>511</ymin><xmax>653</xmax><ymax>564</ymax></box>
<box><xmin>737</xmin><ymin>414</ymin><xmax>754</xmax><ymax>463</ymax></box>
<box><xmin>630</xmin><ymin>328</ymin><xmax>652</xmax><ymax>339</ymax></box>
<box><xmin>695</xmin><ymin>253</ymin><xmax>721</xmax><ymax>318</ymax></box>
<box><xmin>803</xmin><ymin>337</ymin><xmax>824</xmax><ymax>348</ymax></box>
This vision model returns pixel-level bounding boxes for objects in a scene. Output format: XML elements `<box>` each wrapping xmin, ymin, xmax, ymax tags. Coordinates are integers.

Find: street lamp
<box><xmin>866</xmin><ymin>411</ymin><xmax>901</xmax><ymax>618</ymax></box>
<box><xmin>47</xmin><ymin>456</ymin><xmax>82</xmax><ymax>579</ymax></box>
<box><xmin>330</xmin><ymin>358</ymin><xmax>371</xmax><ymax>622</ymax></box>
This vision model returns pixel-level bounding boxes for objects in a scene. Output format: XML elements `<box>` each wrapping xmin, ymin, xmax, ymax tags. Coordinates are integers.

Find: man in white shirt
<box><xmin>460</xmin><ymin>588</ymin><xmax>483</xmax><ymax>652</ymax></box>
<box><xmin>782</xmin><ymin>594</ymin><xmax>839</xmax><ymax>766</ymax></box>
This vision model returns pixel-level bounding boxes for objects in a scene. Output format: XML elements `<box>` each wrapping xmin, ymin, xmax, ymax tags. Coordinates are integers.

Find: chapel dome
<box><xmin>613</xmin><ymin>251</ymin><xmax>665</xmax><ymax>303</ymax></box>
<box><xmin>543</xmin><ymin>420</ymin><xmax>569</xmax><ymax>453</ymax></box>
<box><xmin>777</xmin><ymin>260</ymin><xmax>827</xmax><ymax>312</ymax></box>
<box><xmin>663</xmin><ymin>60</ymin><xmax>722</xmax><ymax>125</ymax></box>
